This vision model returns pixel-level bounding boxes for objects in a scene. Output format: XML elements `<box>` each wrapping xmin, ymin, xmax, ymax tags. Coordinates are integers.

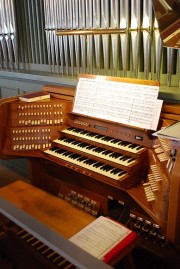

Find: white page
<box><xmin>70</xmin><ymin>216</ymin><xmax>131</xmax><ymax>260</ymax></box>
<box><xmin>73</xmin><ymin>78</ymin><xmax>162</xmax><ymax>130</ymax></box>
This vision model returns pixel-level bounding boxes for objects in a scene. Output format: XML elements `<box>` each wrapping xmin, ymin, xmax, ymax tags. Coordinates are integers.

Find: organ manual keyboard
<box><xmin>0</xmin><ymin>77</ymin><xmax>180</xmax><ymax>268</ymax></box>
<box><xmin>44</xmin><ymin>117</ymin><xmax>149</xmax><ymax>189</ymax></box>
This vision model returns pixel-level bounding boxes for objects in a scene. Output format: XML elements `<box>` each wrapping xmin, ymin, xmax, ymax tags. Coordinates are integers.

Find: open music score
<box><xmin>70</xmin><ymin>216</ymin><xmax>137</xmax><ymax>263</ymax></box>
<box><xmin>73</xmin><ymin>76</ymin><xmax>163</xmax><ymax>131</ymax></box>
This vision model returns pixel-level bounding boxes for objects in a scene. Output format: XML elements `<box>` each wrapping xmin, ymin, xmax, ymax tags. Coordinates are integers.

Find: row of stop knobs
<box><xmin>58</xmin><ymin>190</ymin><xmax>99</xmax><ymax>216</ymax></box>
<box><xmin>128</xmin><ymin>213</ymin><xmax>168</xmax><ymax>247</ymax></box>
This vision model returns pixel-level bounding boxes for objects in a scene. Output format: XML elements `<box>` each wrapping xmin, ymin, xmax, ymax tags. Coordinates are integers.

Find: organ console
<box><xmin>0</xmin><ymin>75</ymin><xmax>180</xmax><ymax>268</ymax></box>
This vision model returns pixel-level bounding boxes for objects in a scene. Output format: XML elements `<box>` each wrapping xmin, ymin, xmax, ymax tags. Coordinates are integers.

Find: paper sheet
<box><xmin>73</xmin><ymin>78</ymin><xmax>162</xmax><ymax>130</ymax></box>
<box><xmin>70</xmin><ymin>216</ymin><xmax>131</xmax><ymax>260</ymax></box>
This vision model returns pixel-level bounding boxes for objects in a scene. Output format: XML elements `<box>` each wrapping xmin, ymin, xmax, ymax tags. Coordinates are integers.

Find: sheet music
<box><xmin>69</xmin><ymin>216</ymin><xmax>131</xmax><ymax>260</ymax></box>
<box><xmin>73</xmin><ymin>78</ymin><xmax>163</xmax><ymax>130</ymax></box>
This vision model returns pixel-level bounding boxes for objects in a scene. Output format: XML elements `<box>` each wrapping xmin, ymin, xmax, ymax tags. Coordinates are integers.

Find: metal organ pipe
<box><xmin>79</xmin><ymin>0</ymin><xmax>86</xmax><ymax>74</ymax></box>
<box><xmin>167</xmin><ymin>48</ymin><xmax>175</xmax><ymax>87</ymax></box>
<box><xmin>130</xmin><ymin>0</ymin><xmax>141</xmax><ymax>78</ymax></box>
<box><xmin>154</xmin><ymin>19</ymin><xmax>163</xmax><ymax>82</ymax></box>
<box><xmin>142</xmin><ymin>0</ymin><xmax>153</xmax><ymax>80</ymax></box>
<box><xmin>120</xmin><ymin>0</ymin><xmax>129</xmax><ymax>77</ymax></box>
<box><xmin>73</xmin><ymin>0</ymin><xmax>80</xmax><ymax>75</ymax></box>
<box><xmin>110</xmin><ymin>0</ymin><xmax>119</xmax><ymax>76</ymax></box>
<box><xmin>93</xmin><ymin>0</ymin><xmax>101</xmax><ymax>75</ymax></box>
<box><xmin>86</xmin><ymin>0</ymin><xmax>93</xmax><ymax>74</ymax></box>
<box><xmin>101</xmin><ymin>0</ymin><xmax>110</xmax><ymax>75</ymax></box>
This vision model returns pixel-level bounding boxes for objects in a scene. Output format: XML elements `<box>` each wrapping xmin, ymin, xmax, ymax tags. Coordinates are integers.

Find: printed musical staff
<box><xmin>73</xmin><ymin>77</ymin><xmax>163</xmax><ymax>130</ymax></box>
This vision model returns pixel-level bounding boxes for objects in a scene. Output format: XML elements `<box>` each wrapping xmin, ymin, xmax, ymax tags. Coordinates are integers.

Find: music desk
<box><xmin>0</xmin><ymin>180</ymin><xmax>136</xmax><ymax>269</ymax></box>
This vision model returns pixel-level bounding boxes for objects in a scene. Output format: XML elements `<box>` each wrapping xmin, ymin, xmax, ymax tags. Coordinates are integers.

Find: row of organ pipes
<box><xmin>0</xmin><ymin>0</ymin><xmax>17</xmax><ymax>69</ymax></box>
<box><xmin>0</xmin><ymin>0</ymin><xmax>179</xmax><ymax>87</ymax></box>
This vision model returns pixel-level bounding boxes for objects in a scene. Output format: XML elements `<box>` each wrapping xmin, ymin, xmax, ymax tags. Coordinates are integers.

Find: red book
<box><xmin>69</xmin><ymin>216</ymin><xmax>137</xmax><ymax>264</ymax></box>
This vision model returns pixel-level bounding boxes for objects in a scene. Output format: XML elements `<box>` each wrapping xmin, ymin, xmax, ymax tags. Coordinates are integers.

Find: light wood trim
<box><xmin>77</xmin><ymin>74</ymin><xmax>160</xmax><ymax>87</ymax></box>
<box><xmin>42</xmin><ymin>85</ymin><xmax>75</xmax><ymax>97</ymax></box>
<box><xmin>162</xmin><ymin>103</ymin><xmax>180</xmax><ymax>115</ymax></box>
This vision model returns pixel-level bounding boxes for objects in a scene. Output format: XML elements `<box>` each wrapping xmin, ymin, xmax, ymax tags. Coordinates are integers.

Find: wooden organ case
<box><xmin>0</xmin><ymin>78</ymin><xmax>180</xmax><ymax>268</ymax></box>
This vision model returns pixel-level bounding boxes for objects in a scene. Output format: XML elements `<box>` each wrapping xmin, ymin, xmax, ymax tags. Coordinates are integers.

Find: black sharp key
<box><xmin>118</xmin><ymin>155</ymin><xmax>127</xmax><ymax>160</ymax></box>
<box><xmin>109</xmin><ymin>152</ymin><xmax>122</xmax><ymax>158</ymax></box>
<box><xmin>62</xmin><ymin>151</ymin><xmax>73</xmax><ymax>157</ymax></box>
<box><xmin>71</xmin><ymin>140</ymin><xmax>82</xmax><ymax>145</ymax></box>
<box><xmin>100</xmin><ymin>165</ymin><xmax>113</xmax><ymax>172</ymax></box>
<box><xmin>84</xmin><ymin>159</ymin><xmax>97</xmax><ymax>165</ymax></box>
<box><xmin>92</xmin><ymin>147</ymin><xmax>104</xmax><ymax>153</ymax></box>
<box><xmin>93</xmin><ymin>162</ymin><xmax>104</xmax><ymax>168</ymax></box>
<box><xmin>102</xmin><ymin>150</ymin><xmax>112</xmax><ymax>156</ymax></box>
<box><xmin>127</xmin><ymin>157</ymin><xmax>135</xmax><ymax>163</ymax></box>
<box><xmin>136</xmin><ymin>145</ymin><xmax>144</xmax><ymax>150</ymax></box>
<box><xmin>58</xmin><ymin>137</ymin><xmax>73</xmax><ymax>143</ymax></box>
<box><xmin>117</xmin><ymin>170</ymin><xmax>127</xmax><ymax>176</ymax></box>
<box><xmin>121</xmin><ymin>141</ymin><xmax>130</xmax><ymax>146</ymax></box>
<box><xmin>85</xmin><ymin>145</ymin><xmax>97</xmax><ymax>150</ymax></box>
<box><xmin>51</xmin><ymin>146</ymin><xmax>60</xmax><ymax>152</ymax></box>
<box><xmin>111</xmin><ymin>139</ymin><xmax>121</xmax><ymax>144</ymax></box>
<box><xmin>77</xmin><ymin>156</ymin><xmax>88</xmax><ymax>162</ymax></box>
<box><xmin>94</xmin><ymin>134</ymin><xmax>104</xmax><ymax>139</ymax></box>
<box><xmin>70</xmin><ymin>128</ymin><xmax>81</xmax><ymax>134</ymax></box>
<box><xmin>66</xmin><ymin>138</ymin><xmax>75</xmax><ymax>143</ymax></box>
<box><xmin>69</xmin><ymin>153</ymin><xmax>81</xmax><ymax>159</ymax></box>
<box><xmin>110</xmin><ymin>168</ymin><xmax>122</xmax><ymax>175</ymax></box>
<box><xmin>95</xmin><ymin>148</ymin><xmax>106</xmax><ymax>153</ymax></box>
<box><xmin>128</xmin><ymin>143</ymin><xmax>137</xmax><ymax>149</ymax></box>
<box><xmin>58</xmin><ymin>137</ymin><xmax>66</xmax><ymax>141</ymax></box>
<box><xmin>101</xmin><ymin>136</ymin><xmax>114</xmax><ymax>142</ymax></box>
<box><xmin>56</xmin><ymin>149</ymin><xmax>67</xmax><ymax>154</ymax></box>
<box><xmin>80</xmin><ymin>143</ymin><xmax>89</xmax><ymax>148</ymax></box>
<box><xmin>67</xmin><ymin>127</ymin><xmax>76</xmax><ymax>131</ymax></box>
<box><xmin>86</xmin><ymin>132</ymin><xmax>97</xmax><ymax>137</ymax></box>
<box><xmin>120</xmin><ymin>156</ymin><xmax>128</xmax><ymax>161</ymax></box>
<box><xmin>79</xmin><ymin>130</ymin><xmax>88</xmax><ymax>134</ymax></box>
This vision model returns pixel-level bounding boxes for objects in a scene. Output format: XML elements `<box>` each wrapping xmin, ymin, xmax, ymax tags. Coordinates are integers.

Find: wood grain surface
<box><xmin>0</xmin><ymin>180</ymin><xmax>95</xmax><ymax>238</ymax></box>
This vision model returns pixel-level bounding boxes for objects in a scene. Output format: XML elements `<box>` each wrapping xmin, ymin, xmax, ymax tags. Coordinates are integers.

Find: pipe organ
<box><xmin>0</xmin><ymin>0</ymin><xmax>180</xmax><ymax>268</ymax></box>
<box><xmin>0</xmin><ymin>0</ymin><xmax>179</xmax><ymax>91</ymax></box>
<box><xmin>0</xmin><ymin>76</ymin><xmax>180</xmax><ymax>268</ymax></box>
